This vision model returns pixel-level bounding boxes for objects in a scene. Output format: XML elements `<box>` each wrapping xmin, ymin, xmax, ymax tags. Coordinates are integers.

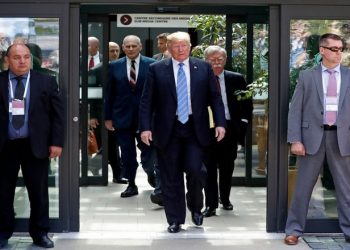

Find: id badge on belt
<box><xmin>11</xmin><ymin>99</ymin><xmax>25</xmax><ymax>115</ymax></box>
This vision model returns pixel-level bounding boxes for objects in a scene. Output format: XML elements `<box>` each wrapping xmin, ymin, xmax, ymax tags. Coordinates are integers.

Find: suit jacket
<box><xmin>0</xmin><ymin>70</ymin><xmax>65</xmax><ymax>158</ymax></box>
<box><xmin>223</xmin><ymin>70</ymin><xmax>253</xmax><ymax>134</ymax></box>
<box><xmin>105</xmin><ymin>55</ymin><xmax>156</xmax><ymax>129</ymax></box>
<box><xmin>288</xmin><ymin>64</ymin><xmax>350</xmax><ymax>156</ymax></box>
<box><xmin>152</xmin><ymin>53</ymin><xmax>163</xmax><ymax>61</ymax></box>
<box><xmin>139</xmin><ymin>57</ymin><xmax>226</xmax><ymax>149</ymax></box>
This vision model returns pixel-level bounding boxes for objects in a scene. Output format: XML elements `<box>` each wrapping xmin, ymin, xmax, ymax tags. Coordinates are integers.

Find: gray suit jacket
<box><xmin>288</xmin><ymin>64</ymin><xmax>350</xmax><ymax>156</ymax></box>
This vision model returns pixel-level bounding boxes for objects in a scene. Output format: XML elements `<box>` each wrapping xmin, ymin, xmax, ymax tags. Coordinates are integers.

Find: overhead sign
<box><xmin>117</xmin><ymin>14</ymin><xmax>194</xmax><ymax>28</ymax></box>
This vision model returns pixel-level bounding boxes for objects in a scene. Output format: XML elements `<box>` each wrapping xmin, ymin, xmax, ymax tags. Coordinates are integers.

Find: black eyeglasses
<box><xmin>321</xmin><ymin>46</ymin><xmax>344</xmax><ymax>52</ymax></box>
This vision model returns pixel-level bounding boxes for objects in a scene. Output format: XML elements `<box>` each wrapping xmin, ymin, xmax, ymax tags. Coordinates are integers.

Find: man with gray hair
<box><xmin>202</xmin><ymin>45</ymin><xmax>252</xmax><ymax>217</ymax></box>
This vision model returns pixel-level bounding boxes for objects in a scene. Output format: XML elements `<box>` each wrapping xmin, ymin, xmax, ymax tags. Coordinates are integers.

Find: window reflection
<box><xmin>0</xmin><ymin>17</ymin><xmax>60</xmax><ymax>219</ymax></box>
<box><xmin>231</xmin><ymin>23</ymin><xmax>269</xmax><ymax>179</ymax></box>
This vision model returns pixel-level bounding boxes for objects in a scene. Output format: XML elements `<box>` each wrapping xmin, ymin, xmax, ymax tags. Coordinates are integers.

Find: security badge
<box><xmin>8</xmin><ymin>72</ymin><xmax>30</xmax><ymax>116</ymax></box>
<box><xmin>10</xmin><ymin>99</ymin><xmax>25</xmax><ymax>115</ymax></box>
<box><xmin>325</xmin><ymin>97</ymin><xmax>338</xmax><ymax>112</ymax></box>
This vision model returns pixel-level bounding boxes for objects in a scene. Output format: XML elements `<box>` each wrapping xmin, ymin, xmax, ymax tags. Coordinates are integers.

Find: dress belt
<box><xmin>323</xmin><ymin>125</ymin><xmax>337</xmax><ymax>130</ymax></box>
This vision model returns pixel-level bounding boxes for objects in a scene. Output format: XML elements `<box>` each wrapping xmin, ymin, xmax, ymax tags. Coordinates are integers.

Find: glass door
<box><xmin>80</xmin><ymin>15</ymin><xmax>109</xmax><ymax>186</ymax></box>
<box><xmin>226</xmin><ymin>15</ymin><xmax>269</xmax><ymax>186</ymax></box>
<box><xmin>287</xmin><ymin>18</ymin><xmax>350</xmax><ymax>233</ymax></box>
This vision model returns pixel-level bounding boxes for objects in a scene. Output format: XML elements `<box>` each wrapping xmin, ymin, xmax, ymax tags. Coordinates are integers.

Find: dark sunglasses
<box><xmin>321</xmin><ymin>46</ymin><xmax>344</xmax><ymax>52</ymax></box>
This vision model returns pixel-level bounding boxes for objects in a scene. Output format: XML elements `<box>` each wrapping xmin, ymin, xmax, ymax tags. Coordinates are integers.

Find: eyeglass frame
<box><xmin>321</xmin><ymin>46</ymin><xmax>344</xmax><ymax>52</ymax></box>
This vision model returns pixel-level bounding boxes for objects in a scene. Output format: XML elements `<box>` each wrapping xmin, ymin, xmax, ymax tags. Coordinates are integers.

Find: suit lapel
<box><xmin>137</xmin><ymin>56</ymin><xmax>146</xmax><ymax>89</ymax></box>
<box><xmin>165</xmin><ymin>59</ymin><xmax>177</xmax><ymax>101</ymax></box>
<box><xmin>313</xmin><ymin>65</ymin><xmax>324</xmax><ymax>106</ymax></box>
<box><xmin>0</xmin><ymin>72</ymin><xmax>9</xmax><ymax>112</ymax></box>
<box><xmin>189</xmin><ymin>59</ymin><xmax>199</xmax><ymax>100</ymax></box>
<box><xmin>28</xmin><ymin>70</ymin><xmax>39</xmax><ymax>115</ymax></box>
<box><xmin>338</xmin><ymin>66</ymin><xmax>349</xmax><ymax>109</ymax></box>
<box><xmin>121</xmin><ymin>57</ymin><xmax>128</xmax><ymax>83</ymax></box>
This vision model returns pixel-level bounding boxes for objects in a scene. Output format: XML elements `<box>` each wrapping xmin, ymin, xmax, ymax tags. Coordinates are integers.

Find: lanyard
<box><xmin>9</xmin><ymin>71</ymin><xmax>30</xmax><ymax>100</ymax></box>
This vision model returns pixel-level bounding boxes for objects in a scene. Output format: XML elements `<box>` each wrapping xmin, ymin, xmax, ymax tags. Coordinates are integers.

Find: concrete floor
<box><xmin>4</xmin><ymin>168</ymin><xmax>315</xmax><ymax>250</ymax></box>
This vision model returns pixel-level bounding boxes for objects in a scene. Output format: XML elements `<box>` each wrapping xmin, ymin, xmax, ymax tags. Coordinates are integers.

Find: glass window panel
<box><xmin>252</xmin><ymin>24</ymin><xmax>269</xmax><ymax>179</ymax></box>
<box><xmin>80</xmin><ymin>22</ymin><xmax>104</xmax><ymax>177</ymax></box>
<box><xmin>0</xmin><ymin>17</ymin><xmax>60</xmax><ymax>218</ymax></box>
<box><xmin>232</xmin><ymin>22</ymin><xmax>247</xmax><ymax>178</ymax></box>
<box><xmin>288</xmin><ymin>19</ymin><xmax>350</xmax><ymax>219</ymax></box>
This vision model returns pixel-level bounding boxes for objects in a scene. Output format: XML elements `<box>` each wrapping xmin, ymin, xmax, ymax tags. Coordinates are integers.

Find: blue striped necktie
<box><xmin>176</xmin><ymin>63</ymin><xmax>189</xmax><ymax>124</ymax></box>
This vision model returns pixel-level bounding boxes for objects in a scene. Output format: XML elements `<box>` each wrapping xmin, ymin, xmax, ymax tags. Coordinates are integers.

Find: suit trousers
<box><xmin>285</xmin><ymin>130</ymin><xmax>350</xmax><ymax>237</ymax></box>
<box><xmin>116</xmin><ymin>128</ymin><xmax>156</xmax><ymax>182</ymax></box>
<box><xmin>157</xmin><ymin>118</ymin><xmax>207</xmax><ymax>225</ymax></box>
<box><xmin>0</xmin><ymin>138</ymin><xmax>49</xmax><ymax>240</ymax></box>
<box><xmin>107</xmin><ymin>130</ymin><xmax>122</xmax><ymax>179</ymax></box>
<box><xmin>204</xmin><ymin>122</ymin><xmax>238</xmax><ymax>208</ymax></box>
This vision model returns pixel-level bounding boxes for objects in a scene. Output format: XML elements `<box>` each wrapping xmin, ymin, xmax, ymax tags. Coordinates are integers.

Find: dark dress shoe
<box><xmin>284</xmin><ymin>235</ymin><xmax>298</xmax><ymax>245</ymax></box>
<box><xmin>191</xmin><ymin>212</ymin><xmax>203</xmax><ymax>226</ymax></box>
<box><xmin>222</xmin><ymin>201</ymin><xmax>233</xmax><ymax>210</ymax></box>
<box><xmin>150</xmin><ymin>192</ymin><xmax>164</xmax><ymax>206</ymax></box>
<box><xmin>33</xmin><ymin>235</ymin><xmax>54</xmax><ymax>248</ymax></box>
<box><xmin>167</xmin><ymin>223</ymin><xmax>181</xmax><ymax>233</ymax></box>
<box><xmin>147</xmin><ymin>173</ymin><xmax>156</xmax><ymax>188</ymax></box>
<box><xmin>120</xmin><ymin>185</ymin><xmax>138</xmax><ymax>198</ymax></box>
<box><xmin>202</xmin><ymin>207</ymin><xmax>216</xmax><ymax>217</ymax></box>
<box><xmin>113</xmin><ymin>178</ymin><xmax>128</xmax><ymax>184</ymax></box>
<box><xmin>0</xmin><ymin>239</ymin><xmax>8</xmax><ymax>248</ymax></box>
<box><xmin>345</xmin><ymin>236</ymin><xmax>350</xmax><ymax>243</ymax></box>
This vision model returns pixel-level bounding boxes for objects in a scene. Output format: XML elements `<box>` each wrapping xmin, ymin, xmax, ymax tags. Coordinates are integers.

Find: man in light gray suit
<box><xmin>285</xmin><ymin>33</ymin><xmax>350</xmax><ymax>245</ymax></box>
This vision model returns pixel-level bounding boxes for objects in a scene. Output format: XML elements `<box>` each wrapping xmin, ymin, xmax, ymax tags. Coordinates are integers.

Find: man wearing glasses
<box><xmin>285</xmin><ymin>33</ymin><xmax>350</xmax><ymax>245</ymax></box>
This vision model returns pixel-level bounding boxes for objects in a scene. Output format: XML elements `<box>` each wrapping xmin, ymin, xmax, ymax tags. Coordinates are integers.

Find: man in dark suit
<box><xmin>202</xmin><ymin>45</ymin><xmax>253</xmax><ymax>217</ymax></box>
<box><xmin>285</xmin><ymin>33</ymin><xmax>350</xmax><ymax>245</ymax></box>
<box><xmin>139</xmin><ymin>31</ymin><xmax>226</xmax><ymax>233</ymax></box>
<box><xmin>0</xmin><ymin>43</ymin><xmax>65</xmax><ymax>248</ymax></box>
<box><xmin>105</xmin><ymin>35</ymin><xmax>157</xmax><ymax>197</ymax></box>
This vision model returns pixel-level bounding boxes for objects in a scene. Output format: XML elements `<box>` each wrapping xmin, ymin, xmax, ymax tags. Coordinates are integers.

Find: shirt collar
<box><xmin>9</xmin><ymin>71</ymin><xmax>29</xmax><ymax>81</ymax></box>
<box><xmin>127</xmin><ymin>54</ymin><xmax>141</xmax><ymax>65</ymax></box>
<box><xmin>217</xmin><ymin>71</ymin><xmax>225</xmax><ymax>80</ymax></box>
<box><xmin>91</xmin><ymin>51</ymin><xmax>100</xmax><ymax>59</ymax></box>
<box><xmin>172</xmin><ymin>58</ymin><xmax>189</xmax><ymax>67</ymax></box>
<box><xmin>321</xmin><ymin>63</ymin><xmax>340</xmax><ymax>73</ymax></box>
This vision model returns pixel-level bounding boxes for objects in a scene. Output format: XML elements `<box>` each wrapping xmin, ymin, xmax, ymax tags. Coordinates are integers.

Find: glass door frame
<box><xmin>79</xmin><ymin>3</ymin><xmax>275</xmax><ymax>231</ymax></box>
<box><xmin>80</xmin><ymin>14</ymin><xmax>110</xmax><ymax>186</ymax></box>
<box><xmin>226</xmin><ymin>14</ymin><xmax>268</xmax><ymax>187</ymax></box>
<box><xmin>279</xmin><ymin>4</ymin><xmax>350</xmax><ymax>233</ymax></box>
<box><xmin>0</xmin><ymin>3</ymin><xmax>76</xmax><ymax>232</ymax></box>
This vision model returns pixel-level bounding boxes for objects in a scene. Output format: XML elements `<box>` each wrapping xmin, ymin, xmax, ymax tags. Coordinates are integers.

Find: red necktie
<box><xmin>88</xmin><ymin>57</ymin><xmax>94</xmax><ymax>70</ymax></box>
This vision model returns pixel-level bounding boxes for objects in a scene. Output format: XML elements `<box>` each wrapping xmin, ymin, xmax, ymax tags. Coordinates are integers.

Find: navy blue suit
<box><xmin>139</xmin><ymin>57</ymin><xmax>226</xmax><ymax>224</ymax></box>
<box><xmin>105</xmin><ymin>55</ymin><xmax>156</xmax><ymax>182</ymax></box>
<box><xmin>0</xmin><ymin>70</ymin><xmax>65</xmax><ymax>239</ymax></box>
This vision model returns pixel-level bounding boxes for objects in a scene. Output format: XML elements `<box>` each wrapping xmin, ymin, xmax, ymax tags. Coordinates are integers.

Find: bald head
<box><xmin>88</xmin><ymin>36</ymin><xmax>100</xmax><ymax>56</ymax></box>
<box><xmin>109</xmin><ymin>41</ymin><xmax>120</xmax><ymax>62</ymax></box>
<box><xmin>6</xmin><ymin>43</ymin><xmax>31</xmax><ymax>76</ymax></box>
